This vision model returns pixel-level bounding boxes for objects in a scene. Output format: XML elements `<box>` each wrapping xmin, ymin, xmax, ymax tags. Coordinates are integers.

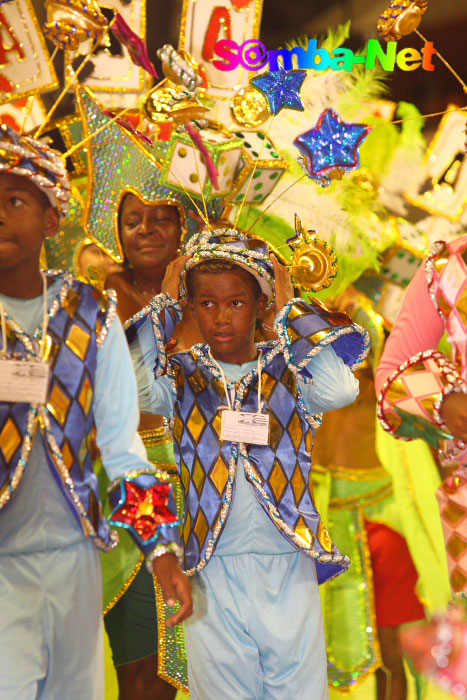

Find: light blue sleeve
<box><xmin>128</xmin><ymin>315</ymin><xmax>175</xmax><ymax>417</ymax></box>
<box><xmin>298</xmin><ymin>344</ymin><xmax>359</xmax><ymax>414</ymax></box>
<box><xmin>92</xmin><ymin>317</ymin><xmax>155</xmax><ymax>481</ymax></box>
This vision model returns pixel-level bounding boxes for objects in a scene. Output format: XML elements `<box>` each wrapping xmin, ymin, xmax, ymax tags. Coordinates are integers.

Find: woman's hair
<box><xmin>185</xmin><ymin>259</ymin><xmax>262</xmax><ymax>299</ymax></box>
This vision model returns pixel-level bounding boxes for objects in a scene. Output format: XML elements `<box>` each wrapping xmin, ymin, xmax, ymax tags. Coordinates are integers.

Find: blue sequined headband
<box><xmin>0</xmin><ymin>124</ymin><xmax>70</xmax><ymax>219</ymax></box>
<box><xmin>181</xmin><ymin>228</ymin><xmax>275</xmax><ymax>300</ymax></box>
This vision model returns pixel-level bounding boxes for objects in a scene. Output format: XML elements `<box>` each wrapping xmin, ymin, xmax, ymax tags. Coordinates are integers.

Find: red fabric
<box><xmin>366</xmin><ymin>521</ymin><xmax>425</xmax><ymax>627</ymax></box>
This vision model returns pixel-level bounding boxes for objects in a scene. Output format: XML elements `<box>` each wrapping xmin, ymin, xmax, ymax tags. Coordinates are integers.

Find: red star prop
<box><xmin>110</xmin><ymin>481</ymin><xmax>178</xmax><ymax>542</ymax></box>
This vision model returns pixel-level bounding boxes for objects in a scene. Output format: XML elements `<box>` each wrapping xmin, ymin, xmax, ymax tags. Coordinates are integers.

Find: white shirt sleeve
<box><xmin>298</xmin><ymin>344</ymin><xmax>359</xmax><ymax>414</ymax></box>
<box><xmin>92</xmin><ymin>317</ymin><xmax>152</xmax><ymax>481</ymax></box>
<box><xmin>128</xmin><ymin>316</ymin><xmax>175</xmax><ymax>417</ymax></box>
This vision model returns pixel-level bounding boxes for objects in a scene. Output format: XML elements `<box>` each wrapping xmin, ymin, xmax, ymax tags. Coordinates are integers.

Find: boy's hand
<box><xmin>440</xmin><ymin>392</ymin><xmax>467</xmax><ymax>442</ymax></box>
<box><xmin>153</xmin><ymin>553</ymin><xmax>193</xmax><ymax>627</ymax></box>
<box><xmin>161</xmin><ymin>256</ymin><xmax>190</xmax><ymax>302</ymax></box>
<box><xmin>270</xmin><ymin>254</ymin><xmax>294</xmax><ymax>312</ymax></box>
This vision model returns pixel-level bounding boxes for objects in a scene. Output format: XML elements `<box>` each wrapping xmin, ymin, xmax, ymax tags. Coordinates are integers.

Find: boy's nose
<box><xmin>215</xmin><ymin>307</ymin><xmax>232</xmax><ymax>324</ymax></box>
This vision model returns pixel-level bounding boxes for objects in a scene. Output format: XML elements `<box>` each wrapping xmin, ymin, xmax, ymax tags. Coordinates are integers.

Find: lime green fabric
<box><xmin>375</xmin><ymin>423</ymin><xmax>451</xmax><ymax>612</ymax></box>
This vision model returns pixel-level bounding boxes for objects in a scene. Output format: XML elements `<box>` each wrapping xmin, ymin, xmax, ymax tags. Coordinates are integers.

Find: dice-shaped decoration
<box><xmin>229</xmin><ymin>130</ymin><xmax>288</xmax><ymax>205</ymax></box>
<box><xmin>161</xmin><ymin>128</ymin><xmax>243</xmax><ymax>201</ymax></box>
<box><xmin>378</xmin><ymin>217</ymin><xmax>428</xmax><ymax>288</ymax></box>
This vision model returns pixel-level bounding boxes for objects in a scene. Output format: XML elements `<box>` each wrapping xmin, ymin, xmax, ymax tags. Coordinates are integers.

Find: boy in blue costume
<box><xmin>128</xmin><ymin>227</ymin><xmax>369</xmax><ymax>699</ymax></box>
<box><xmin>0</xmin><ymin>125</ymin><xmax>191</xmax><ymax>699</ymax></box>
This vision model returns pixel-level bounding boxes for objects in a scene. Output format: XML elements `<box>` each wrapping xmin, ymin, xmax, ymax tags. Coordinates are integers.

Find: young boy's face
<box><xmin>189</xmin><ymin>267</ymin><xmax>267</xmax><ymax>364</ymax></box>
<box><xmin>119</xmin><ymin>194</ymin><xmax>181</xmax><ymax>271</ymax></box>
<box><xmin>0</xmin><ymin>172</ymin><xmax>59</xmax><ymax>271</ymax></box>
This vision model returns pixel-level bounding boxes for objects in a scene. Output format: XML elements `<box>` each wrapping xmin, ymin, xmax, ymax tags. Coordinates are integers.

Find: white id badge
<box><xmin>221</xmin><ymin>410</ymin><xmax>269</xmax><ymax>445</ymax></box>
<box><xmin>0</xmin><ymin>360</ymin><xmax>50</xmax><ymax>403</ymax></box>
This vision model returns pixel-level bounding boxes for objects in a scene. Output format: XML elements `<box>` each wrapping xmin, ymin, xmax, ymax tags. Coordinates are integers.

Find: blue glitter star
<box><xmin>294</xmin><ymin>109</ymin><xmax>371</xmax><ymax>184</ymax></box>
<box><xmin>250</xmin><ymin>65</ymin><xmax>306</xmax><ymax>115</ymax></box>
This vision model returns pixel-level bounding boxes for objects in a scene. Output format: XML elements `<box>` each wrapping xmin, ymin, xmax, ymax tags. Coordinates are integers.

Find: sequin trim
<box><xmin>377</xmin><ymin>349</ymin><xmax>461</xmax><ymax>439</ymax></box>
<box><xmin>39</xmin><ymin>407</ymin><xmax>118</xmax><ymax>552</ymax></box>
<box><xmin>239</xmin><ymin>443</ymin><xmax>349</xmax><ymax>576</ymax></box>
<box><xmin>107</xmin><ymin>466</ymin><xmax>179</xmax><ymax>493</ymax></box>
<box><xmin>0</xmin><ymin>406</ymin><xmax>38</xmax><ymax>509</ymax></box>
<box><xmin>146</xmin><ymin>542</ymin><xmax>184</xmax><ymax>571</ymax></box>
<box><xmin>97</xmin><ymin>288</ymin><xmax>117</xmax><ymax>349</ymax></box>
<box><xmin>425</xmin><ymin>240</ymin><xmax>449</xmax><ymax>320</ymax></box>
<box><xmin>4</xmin><ymin>271</ymin><xmax>73</xmax><ymax>357</ymax></box>
<box><xmin>180</xmin><ymin>345</ymin><xmax>340</xmax><ymax>576</ymax></box>
<box><xmin>274</xmin><ymin>298</ymin><xmax>370</xmax><ymax>373</ymax></box>
<box><xmin>181</xmin><ymin>235</ymin><xmax>275</xmax><ymax>300</ymax></box>
<box><xmin>184</xmin><ymin>448</ymin><xmax>239</xmax><ymax>577</ymax></box>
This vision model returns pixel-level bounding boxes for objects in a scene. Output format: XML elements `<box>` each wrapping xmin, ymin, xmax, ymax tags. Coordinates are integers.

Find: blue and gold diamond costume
<box><xmin>127</xmin><ymin>227</ymin><xmax>369</xmax><ymax>698</ymax></box>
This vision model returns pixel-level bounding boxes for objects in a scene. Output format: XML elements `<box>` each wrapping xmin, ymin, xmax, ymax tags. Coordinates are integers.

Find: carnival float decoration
<box><xmin>1</xmin><ymin>0</ymin><xmax>466</xmax><ymax>697</ymax></box>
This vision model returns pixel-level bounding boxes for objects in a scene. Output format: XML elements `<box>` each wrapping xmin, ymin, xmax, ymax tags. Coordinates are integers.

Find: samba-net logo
<box><xmin>213</xmin><ymin>38</ymin><xmax>437</xmax><ymax>73</ymax></box>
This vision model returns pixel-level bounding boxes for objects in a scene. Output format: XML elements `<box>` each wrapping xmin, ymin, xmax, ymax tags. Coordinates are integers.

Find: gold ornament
<box><xmin>142</xmin><ymin>80</ymin><xmax>209</xmax><ymax>125</ymax></box>
<box><xmin>157</xmin><ymin>45</ymin><xmax>205</xmax><ymax>92</ymax></box>
<box><xmin>43</xmin><ymin>0</ymin><xmax>108</xmax><ymax>52</ymax></box>
<box><xmin>231</xmin><ymin>87</ymin><xmax>270</xmax><ymax>128</ymax></box>
<box><xmin>288</xmin><ymin>214</ymin><xmax>338</xmax><ymax>292</ymax></box>
<box><xmin>377</xmin><ymin>0</ymin><xmax>428</xmax><ymax>42</ymax></box>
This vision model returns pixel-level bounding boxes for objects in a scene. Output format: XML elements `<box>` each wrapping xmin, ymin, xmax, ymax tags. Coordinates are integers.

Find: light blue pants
<box><xmin>185</xmin><ymin>551</ymin><xmax>329</xmax><ymax>700</ymax></box>
<box><xmin>0</xmin><ymin>540</ymin><xmax>104</xmax><ymax>700</ymax></box>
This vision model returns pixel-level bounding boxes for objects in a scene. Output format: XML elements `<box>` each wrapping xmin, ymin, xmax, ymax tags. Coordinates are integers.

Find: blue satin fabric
<box><xmin>0</xmin><ymin>274</ymin><xmax>155</xmax><ymax>555</ymax></box>
<box><xmin>130</xmin><ymin>296</ymin><xmax>361</xmax><ymax>583</ymax></box>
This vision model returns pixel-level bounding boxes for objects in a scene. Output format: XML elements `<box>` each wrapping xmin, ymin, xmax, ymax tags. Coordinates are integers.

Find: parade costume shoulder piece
<box><xmin>377</xmin><ymin>234</ymin><xmax>467</xmax><ymax>463</ymax></box>
<box><xmin>128</xmin><ymin>228</ymin><xmax>370</xmax><ymax>582</ymax></box>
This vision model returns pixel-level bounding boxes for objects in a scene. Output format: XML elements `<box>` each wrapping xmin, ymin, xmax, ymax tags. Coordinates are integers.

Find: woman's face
<box><xmin>119</xmin><ymin>194</ymin><xmax>181</xmax><ymax>271</ymax></box>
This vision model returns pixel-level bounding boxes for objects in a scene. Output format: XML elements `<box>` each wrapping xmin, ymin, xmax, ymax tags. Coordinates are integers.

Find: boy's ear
<box><xmin>187</xmin><ymin>296</ymin><xmax>195</xmax><ymax>314</ymax></box>
<box><xmin>255</xmin><ymin>293</ymin><xmax>268</xmax><ymax>320</ymax></box>
<box><xmin>44</xmin><ymin>207</ymin><xmax>60</xmax><ymax>239</ymax></box>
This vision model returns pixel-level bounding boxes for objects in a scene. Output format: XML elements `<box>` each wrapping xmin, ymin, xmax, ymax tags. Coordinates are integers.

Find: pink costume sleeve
<box><xmin>375</xmin><ymin>259</ymin><xmax>465</xmax><ymax>451</ymax></box>
<box><xmin>375</xmin><ymin>262</ymin><xmax>444</xmax><ymax>396</ymax></box>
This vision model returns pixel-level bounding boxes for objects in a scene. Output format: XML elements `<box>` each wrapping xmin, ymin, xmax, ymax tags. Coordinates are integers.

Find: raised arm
<box><xmin>375</xmin><ymin>256</ymin><xmax>467</xmax><ymax>452</ymax></box>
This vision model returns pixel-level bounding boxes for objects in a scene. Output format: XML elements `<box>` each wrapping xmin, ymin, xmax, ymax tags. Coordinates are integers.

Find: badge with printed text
<box><xmin>221</xmin><ymin>410</ymin><xmax>269</xmax><ymax>445</ymax></box>
<box><xmin>0</xmin><ymin>360</ymin><xmax>50</xmax><ymax>403</ymax></box>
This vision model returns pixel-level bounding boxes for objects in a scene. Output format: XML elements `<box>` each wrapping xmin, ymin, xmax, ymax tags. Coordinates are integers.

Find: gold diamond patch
<box><xmin>61</xmin><ymin>437</ymin><xmax>74</xmax><ymax>470</ymax></box>
<box><xmin>187</xmin><ymin>366</ymin><xmax>208</xmax><ymax>395</ymax></box>
<box><xmin>192</xmin><ymin>458</ymin><xmax>206</xmax><ymax>497</ymax></box>
<box><xmin>0</xmin><ymin>417</ymin><xmax>22</xmax><ymax>463</ymax></box>
<box><xmin>187</xmin><ymin>405</ymin><xmax>206</xmax><ymax>443</ymax></box>
<box><xmin>47</xmin><ymin>383</ymin><xmax>71</xmax><ymax>425</ymax></box>
<box><xmin>62</xmin><ymin>288</ymin><xmax>81</xmax><ymax>317</ymax></box>
<box><xmin>193</xmin><ymin>509</ymin><xmax>208</xmax><ymax>549</ymax></box>
<box><xmin>183</xmin><ymin>509</ymin><xmax>192</xmax><ymax>548</ymax></box>
<box><xmin>78</xmin><ymin>375</ymin><xmax>93</xmax><ymax>417</ymax></box>
<box><xmin>66</xmin><ymin>323</ymin><xmax>91</xmax><ymax>360</ymax></box>
<box><xmin>210</xmin><ymin>455</ymin><xmax>229</xmax><ymax>494</ymax></box>
<box><xmin>290</xmin><ymin>463</ymin><xmax>305</xmax><ymax>504</ymax></box>
<box><xmin>269</xmin><ymin>459</ymin><xmax>287</xmax><ymax>501</ymax></box>
<box><xmin>287</xmin><ymin>411</ymin><xmax>303</xmax><ymax>452</ymax></box>
<box><xmin>295</xmin><ymin>516</ymin><xmax>314</xmax><ymax>548</ymax></box>
<box><xmin>268</xmin><ymin>411</ymin><xmax>282</xmax><ymax>452</ymax></box>
<box><xmin>317</xmin><ymin>521</ymin><xmax>333</xmax><ymax>553</ymax></box>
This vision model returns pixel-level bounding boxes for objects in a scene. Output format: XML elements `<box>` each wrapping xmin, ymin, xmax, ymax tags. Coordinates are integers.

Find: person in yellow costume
<box><xmin>311</xmin><ymin>288</ymin><xmax>451</xmax><ymax>700</ymax></box>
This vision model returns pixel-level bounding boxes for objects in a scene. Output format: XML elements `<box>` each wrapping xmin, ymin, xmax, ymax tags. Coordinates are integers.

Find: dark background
<box><xmin>33</xmin><ymin>0</ymin><xmax>467</xmax><ymax>131</ymax></box>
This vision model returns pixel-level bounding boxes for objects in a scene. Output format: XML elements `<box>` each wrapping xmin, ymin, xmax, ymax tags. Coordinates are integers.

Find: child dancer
<box><xmin>0</xmin><ymin>125</ymin><xmax>191</xmax><ymax>698</ymax></box>
<box><xmin>129</xmin><ymin>227</ymin><xmax>369</xmax><ymax>699</ymax></box>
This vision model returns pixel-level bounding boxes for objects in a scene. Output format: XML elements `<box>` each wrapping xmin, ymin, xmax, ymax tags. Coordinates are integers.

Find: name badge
<box><xmin>0</xmin><ymin>360</ymin><xmax>50</xmax><ymax>404</ymax></box>
<box><xmin>221</xmin><ymin>410</ymin><xmax>269</xmax><ymax>445</ymax></box>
